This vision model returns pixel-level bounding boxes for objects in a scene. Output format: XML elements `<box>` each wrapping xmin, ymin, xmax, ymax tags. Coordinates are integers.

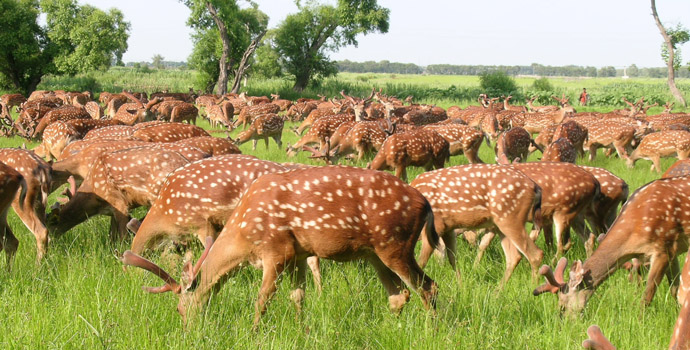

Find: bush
<box><xmin>532</xmin><ymin>77</ymin><xmax>553</xmax><ymax>91</ymax></box>
<box><xmin>479</xmin><ymin>71</ymin><xmax>518</xmax><ymax>97</ymax></box>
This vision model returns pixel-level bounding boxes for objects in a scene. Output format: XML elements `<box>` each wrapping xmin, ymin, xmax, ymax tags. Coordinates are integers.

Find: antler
<box><xmin>533</xmin><ymin>257</ymin><xmax>568</xmax><ymax>295</ymax></box>
<box><xmin>621</xmin><ymin>97</ymin><xmax>634</xmax><ymax>108</ymax></box>
<box><xmin>582</xmin><ymin>325</ymin><xmax>616</xmax><ymax>350</ymax></box>
<box><xmin>122</xmin><ymin>91</ymin><xmax>144</xmax><ymax>108</ymax></box>
<box><xmin>121</xmin><ymin>251</ymin><xmax>182</xmax><ymax>294</ymax></box>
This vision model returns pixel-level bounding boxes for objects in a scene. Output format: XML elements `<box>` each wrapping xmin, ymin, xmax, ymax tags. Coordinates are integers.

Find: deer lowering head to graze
<box><xmin>368</xmin><ymin>128</ymin><xmax>449</xmax><ymax>181</ymax></box>
<box><xmin>293</xmin><ymin>103</ymin><xmax>345</xmax><ymax>135</ymax></box>
<box><xmin>534</xmin><ymin>176</ymin><xmax>690</xmax><ymax>315</ymax></box>
<box><xmin>31</xmin><ymin>105</ymin><xmax>91</xmax><ymax>138</ymax></box>
<box><xmin>411</xmin><ymin>164</ymin><xmax>544</xmax><ymax>283</ymax></box>
<box><xmin>507</xmin><ymin>162</ymin><xmax>600</xmax><ymax>256</ymax></box>
<box><xmin>48</xmin><ymin>147</ymin><xmax>194</xmax><ymax>241</ymax></box>
<box><xmin>113</xmin><ymin>94</ymin><xmax>162</xmax><ymax>126</ymax></box>
<box><xmin>1</xmin><ymin>94</ymin><xmax>27</xmax><ymax>112</ymax></box>
<box><xmin>552</xmin><ymin>120</ymin><xmax>588</xmax><ymax>157</ymax></box>
<box><xmin>541</xmin><ymin>138</ymin><xmax>577</xmax><ymax>163</ymax></box>
<box><xmin>170</xmin><ymin>102</ymin><xmax>199</xmax><ymax>125</ymax></box>
<box><xmin>0</xmin><ymin>162</ymin><xmax>26</xmax><ymax>270</ymax></box>
<box><xmin>576</xmin><ymin>118</ymin><xmax>636</xmax><ymax>161</ymax></box>
<box><xmin>122</xmin><ymin>166</ymin><xmax>440</xmax><ymax>327</ymax></box>
<box><xmin>234</xmin><ymin>113</ymin><xmax>284</xmax><ymax>150</ymax></box>
<box><xmin>35</xmin><ymin>119</ymin><xmax>124</xmax><ymax>160</ymax></box>
<box><xmin>286</xmin><ymin>113</ymin><xmax>354</xmax><ymax>158</ymax></box>
<box><xmin>326</xmin><ymin>121</ymin><xmax>388</xmax><ymax>162</ymax></box>
<box><xmin>285</xmin><ymin>101</ymin><xmax>318</xmax><ymax>122</ymax></box>
<box><xmin>425</xmin><ymin>123</ymin><xmax>485</xmax><ymax>164</ymax></box>
<box><xmin>0</xmin><ymin>149</ymin><xmax>50</xmax><ymax>261</ymax></box>
<box><xmin>130</xmin><ymin>122</ymin><xmax>210</xmax><ymax>143</ymax></box>
<box><xmin>205</xmin><ymin>97</ymin><xmax>234</xmax><ymax>129</ymax></box>
<box><xmin>495</xmin><ymin>126</ymin><xmax>533</xmax><ymax>164</ymax></box>
<box><xmin>627</xmin><ymin>130</ymin><xmax>690</xmax><ymax>172</ymax></box>
<box><xmin>270</xmin><ymin>94</ymin><xmax>293</xmax><ymax>111</ymax></box>
<box><xmin>234</xmin><ymin>103</ymin><xmax>281</xmax><ymax>130</ymax></box>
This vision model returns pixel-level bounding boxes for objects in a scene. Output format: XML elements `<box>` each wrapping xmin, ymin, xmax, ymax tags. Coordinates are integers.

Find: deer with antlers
<box><xmin>1</xmin><ymin>94</ymin><xmax>27</xmax><ymax>112</ymax></box>
<box><xmin>122</xmin><ymin>166</ymin><xmax>441</xmax><ymax>327</ymax></box>
<box><xmin>368</xmin><ymin>128</ymin><xmax>449</xmax><ymax>181</ymax></box>
<box><xmin>286</xmin><ymin>113</ymin><xmax>354</xmax><ymax>158</ymax></box>
<box><xmin>113</xmin><ymin>93</ymin><xmax>161</xmax><ymax>126</ymax></box>
<box><xmin>234</xmin><ymin>113</ymin><xmax>284</xmax><ymax>150</ymax></box>
<box><xmin>0</xmin><ymin>149</ymin><xmax>50</xmax><ymax>261</ymax></box>
<box><xmin>534</xmin><ymin>176</ymin><xmax>690</xmax><ymax>315</ymax></box>
<box><xmin>526</xmin><ymin>96</ymin><xmax>559</xmax><ymax>113</ymax></box>
<box><xmin>234</xmin><ymin>103</ymin><xmax>280</xmax><ymax>130</ymax></box>
<box><xmin>411</xmin><ymin>164</ymin><xmax>544</xmax><ymax>283</ymax></box>
<box><xmin>626</xmin><ymin>130</ymin><xmax>690</xmax><ymax>172</ymax></box>
<box><xmin>204</xmin><ymin>97</ymin><xmax>234</xmax><ymax>129</ymax></box>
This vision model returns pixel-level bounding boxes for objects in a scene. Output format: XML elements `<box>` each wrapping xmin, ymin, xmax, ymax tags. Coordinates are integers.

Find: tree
<box><xmin>651</xmin><ymin>0</ymin><xmax>689</xmax><ymax>106</ymax></box>
<box><xmin>151</xmin><ymin>54</ymin><xmax>165</xmax><ymax>69</ymax></box>
<box><xmin>41</xmin><ymin>0</ymin><xmax>129</xmax><ymax>75</ymax></box>
<box><xmin>183</xmin><ymin>0</ymin><xmax>268</xmax><ymax>94</ymax></box>
<box><xmin>627</xmin><ymin>64</ymin><xmax>639</xmax><ymax>77</ymax></box>
<box><xmin>274</xmin><ymin>0</ymin><xmax>390</xmax><ymax>91</ymax></box>
<box><xmin>252</xmin><ymin>34</ymin><xmax>283</xmax><ymax>79</ymax></box>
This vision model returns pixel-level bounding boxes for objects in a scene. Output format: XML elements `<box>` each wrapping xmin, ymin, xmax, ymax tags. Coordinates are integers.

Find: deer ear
<box><xmin>569</xmin><ymin>260</ymin><xmax>585</xmax><ymax>287</ymax></box>
<box><xmin>181</xmin><ymin>259</ymin><xmax>195</xmax><ymax>290</ymax></box>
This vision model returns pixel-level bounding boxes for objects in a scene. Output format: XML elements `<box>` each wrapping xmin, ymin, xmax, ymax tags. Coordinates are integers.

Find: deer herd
<box><xmin>0</xmin><ymin>87</ymin><xmax>689</xmax><ymax>346</ymax></box>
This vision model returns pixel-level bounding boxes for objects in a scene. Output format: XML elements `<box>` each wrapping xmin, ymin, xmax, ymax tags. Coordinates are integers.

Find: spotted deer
<box><xmin>31</xmin><ymin>105</ymin><xmax>91</xmax><ymax>138</ymax></box>
<box><xmin>495</xmin><ymin>127</ymin><xmax>534</xmax><ymax>164</ymax></box>
<box><xmin>293</xmin><ymin>104</ymin><xmax>345</xmax><ymax>135</ymax></box>
<box><xmin>411</xmin><ymin>164</ymin><xmax>544</xmax><ymax>283</ymax></box>
<box><xmin>541</xmin><ymin>138</ymin><xmax>577</xmax><ymax>163</ymax></box>
<box><xmin>35</xmin><ymin>119</ymin><xmax>124</xmax><ymax>160</ymax></box>
<box><xmin>506</xmin><ymin>162</ymin><xmax>600</xmax><ymax>256</ymax></box>
<box><xmin>576</xmin><ymin>118</ymin><xmax>636</xmax><ymax>161</ymax></box>
<box><xmin>131</xmin><ymin>122</ymin><xmax>210</xmax><ymax>143</ymax></box>
<box><xmin>122</xmin><ymin>166</ymin><xmax>440</xmax><ymax>327</ymax></box>
<box><xmin>626</xmin><ymin>130</ymin><xmax>690</xmax><ymax>172</ymax></box>
<box><xmin>170</xmin><ymin>102</ymin><xmax>199</xmax><ymax>125</ymax></box>
<box><xmin>175</xmin><ymin>136</ymin><xmax>241</xmax><ymax>156</ymax></box>
<box><xmin>425</xmin><ymin>124</ymin><xmax>485</xmax><ymax>164</ymax></box>
<box><xmin>533</xmin><ymin>176</ymin><xmax>690</xmax><ymax>314</ymax></box>
<box><xmin>0</xmin><ymin>162</ymin><xmax>26</xmax><ymax>270</ymax></box>
<box><xmin>82</xmin><ymin>125</ymin><xmax>134</xmax><ymax>141</ymax></box>
<box><xmin>113</xmin><ymin>94</ymin><xmax>161</xmax><ymax>126</ymax></box>
<box><xmin>285</xmin><ymin>101</ymin><xmax>317</xmax><ymax>122</ymax></box>
<box><xmin>234</xmin><ymin>103</ymin><xmax>280</xmax><ymax>130</ymax></box>
<box><xmin>205</xmin><ymin>98</ymin><xmax>234</xmax><ymax>129</ymax></box>
<box><xmin>368</xmin><ymin>128</ymin><xmax>449</xmax><ymax>181</ymax></box>
<box><xmin>48</xmin><ymin>147</ymin><xmax>196</xmax><ymax>240</ymax></box>
<box><xmin>575</xmin><ymin>166</ymin><xmax>628</xmax><ymax>256</ymax></box>
<box><xmin>329</xmin><ymin>121</ymin><xmax>388</xmax><ymax>162</ymax></box>
<box><xmin>286</xmin><ymin>114</ymin><xmax>354</xmax><ymax>157</ymax></box>
<box><xmin>234</xmin><ymin>113</ymin><xmax>284</xmax><ymax>150</ymax></box>
<box><xmin>270</xmin><ymin>94</ymin><xmax>293</xmax><ymax>111</ymax></box>
<box><xmin>502</xmin><ymin>95</ymin><xmax>527</xmax><ymax>112</ymax></box>
<box><xmin>552</xmin><ymin>120</ymin><xmax>588</xmax><ymax>157</ymax></box>
<box><xmin>663</xmin><ymin>159</ymin><xmax>690</xmax><ymax>178</ymax></box>
<box><xmin>0</xmin><ymin>149</ymin><xmax>50</xmax><ymax>261</ymax></box>
<box><xmin>526</xmin><ymin>96</ymin><xmax>559</xmax><ymax>113</ymax></box>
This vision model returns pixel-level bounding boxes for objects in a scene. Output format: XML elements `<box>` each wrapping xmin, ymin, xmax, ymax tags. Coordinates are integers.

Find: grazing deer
<box><xmin>425</xmin><ymin>123</ymin><xmax>485</xmax><ymax>163</ymax></box>
<box><xmin>577</xmin><ymin>118</ymin><xmax>636</xmax><ymax>161</ymax></box>
<box><xmin>122</xmin><ymin>166</ymin><xmax>440</xmax><ymax>327</ymax></box>
<box><xmin>285</xmin><ymin>101</ymin><xmax>317</xmax><ymax>122</ymax></box>
<box><xmin>205</xmin><ymin>97</ymin><xmax>234</xmax><ymax>129</ymax></box>
<box><xmin>552</xmin><ymin>120</ymin><xmax>588</xmax><ymax>157</ymax></box>
<box><xmin>329</xmin><ymin>121</ymin><xmax>388</xmax><ymax>162</ymax></box>
<box><xmin>293</xmin><ymin>104</ymin><xmax>344</xmax><ymax>135</ymax></box>
<box><xmin>627</xmin><ymin>130</ymin><xmax>690</xmax><ymax>173</ymax></box>
<box><xmin>234</xmin><ymin>103</ymin><xmax>280</xmax><ymax>130</ymax></box>
<box><xmin>31</xmin><ymin>105</ymin><xmax>91</xmax><ymax>138</ymax></box>
<box><xmin>270</xmin><ymin>94</ymin><xmax>293</xmax><ymax>111</ymax></box>
<box><xmin>526</xmin><ymin>96</ymin><xmax>559</xmax><ymax>113</ymax></box>
<box><xmin>495</xmin><ymin>127</ymin><xmax>534</xmax><ymax>164</ymax></box>
<box><xmin>0</xmin><ymin>162</ymin><xmax>26</xmax><ymax>270</ymax></box>
<box><xmin>48</xmin><ymin>147</ymin><xmax>195</xmax><ymax>240</ymax></box>
<box><xmin>35</xmin><ymin>119</ymin><xmax>124</xmax><ymax>160</ymax></box>
<box><xmin>113</xmin><ymin>94</ymin><xmax>161</xmax><ymax>125</ymax></box>
<box><xmin>575</xmin><ymin>166</ymin><xmax>629</xmax><ymax>256</ymax></box>
<box><xmin>1</xmin><ymin>94</ymin><xmax>26</xmax><ymax>112</ymax></box>
<box><xmin>533</xmin><ymin>176</ymin><xmax>690</xmax><ymax>314</ymax></box>
<box><xmin>234</xmin><ymin>113</ymin><xmax>284</xmax><ymax>150</ymax></box>
<box><xmin>411</xmin><ymin>164</ymin><xmax>544</xmax><ymax>283</ymax></box>
<box><xmin>175</xmin><ymin>136</ymin><xmax>241</xmax><ymax>156</ymax></box>
<box><xmin>368</xmin><ymin>128</ymin><xmax>449</xmax><ymax>181</ymax></box>
<box><xmin>131</xmin><ymin>122</ymin><xmax>210</xmax><ymax>143</ymax></box>
<box><xmin>0</xmin><ymin>149</ymin><xmax>50</xmax><ymax>261</ymax></box>
<box><xmin>507</xmin><ymin>162</ymin><xmax>600</xmax><ymax>256</ymax></box>
<box><xmin>541</xmin><ymin>138</ymin><xmax>577</xmax><ymax>163</ymax></box>
<box><xmin>286</xmin><ymin>114</ymin><xmax>354</xmax><ymax>157</ymax></box>
<box><xmin>170</xmin><ymin>102</ymin><xmax>199</xmax><ymax>125</ymax></box>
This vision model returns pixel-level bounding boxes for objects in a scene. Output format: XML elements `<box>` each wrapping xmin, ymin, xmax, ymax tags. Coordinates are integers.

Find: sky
<box><xmin>82</xmin><ymin>0</ymin><xmax>690</xmax><ymax>69</ymax></box>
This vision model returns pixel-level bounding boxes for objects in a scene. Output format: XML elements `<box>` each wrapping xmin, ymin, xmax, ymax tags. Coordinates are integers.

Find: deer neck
<box><xmin>581</xmin><ymin>231</ymin><xmax>637</xmax><ymax>289</ymax></box>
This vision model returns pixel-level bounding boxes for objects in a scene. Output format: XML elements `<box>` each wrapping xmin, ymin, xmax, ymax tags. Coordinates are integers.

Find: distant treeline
<box><xmin>125</xmin><ymin>61</ymin><xmax>188</xmax><ymax>70</ymax></box>
<box><xmin>337</xmin><ymin>60</ymin><xmax>690</xmax><ymax>78</ymax></box>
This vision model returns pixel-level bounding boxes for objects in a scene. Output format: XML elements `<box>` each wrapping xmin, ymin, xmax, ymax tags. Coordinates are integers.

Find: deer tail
<box><xmin>423</xmin><ymin>200</ymin><xmax>443</xmax><ymax>252</ymax></box>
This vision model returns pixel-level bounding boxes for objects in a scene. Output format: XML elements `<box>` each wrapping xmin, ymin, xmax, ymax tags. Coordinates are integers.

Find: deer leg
<box><xmin>0</xmin><ymin>219</ymin><xmax>19</xmax><ymax>272</ymax></box>
<box><xmin>497</xmin><ymin>222</ymin><xmax>544</xmax><ymax>280</ymax></box>
<box><xmin>252</xmin><ymin>139</ymin><xmax>258</xmax><ymax>151</ymax></box>
<box><xmin>367</xmin><ymin>255</ymin><xmax>409</xmax><ymax>314</ymax></box>
<box><xmin>588</xmin><ymin>144</ymin><xmax>598</xmax><ymax>162</ymax></box>
<box><xmin>667</xmin><ymin>255</ymin><xmax>681</xmax><ymax>300</ymax></box>
<box><xmin>377</xmin><ymin>252</ymin><xmax>437</xmax><ymax>311</ymax></box>
<box><xmin>306</xmin><ymin>256</ymin><xmax>322</xmax><ymax>293</ymax></box>
<box><xmin>651</xmin><ymin>155</ymin><xmax>661</xmax><ymax>173</ymax></box>
<box><xmin>274</xmin><ymin>135</ymin><xmax>282</xmax><ymax>150</ymax></box>
<box><xmin>475</xmin><ymin>230</ymin><xmax>496</xmax><ymax>267</ymax></box>
<box><xmin>254</xmin><ymin>255</ymin><xmax>290</xmax><ymax>328</ymax></box>
<box><xmin>613</xmin><ymin>141</ymin><xmax>629</xmax><ymax>160</ymax></box>
<box><xmin>12</xmin><ymin>194</ymin><xmax>49</xmax><ymax>262</ymax></box>
<box><xmin>287</xmin><ymin>258</ymin><xmax>307</xmax><ymax>316</ymax></box>
<box><xmin>498</xmin><ymin>232</ymin><xmax>522</xmax><ymax>287</ymax></box>
<box><xmin>109</xmin><ymin>210</ymin><xmax>130</xmax><ymax>242</ymax></box>
<box><xmin>418</xmin><ymin>217</ymin><xmax>447</xmax><ymax>268</ymax></box>
<box><xmin>644</xmin><ymin>253</ymin><xmax>670</xmax><ymax>306</ymax></box>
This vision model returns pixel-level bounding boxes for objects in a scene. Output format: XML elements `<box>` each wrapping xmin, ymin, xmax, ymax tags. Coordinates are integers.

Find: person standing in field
<box><xmin>579</xmin><ymin>88</ymin><xmax>588</xmax><ymax>106</ymax></box>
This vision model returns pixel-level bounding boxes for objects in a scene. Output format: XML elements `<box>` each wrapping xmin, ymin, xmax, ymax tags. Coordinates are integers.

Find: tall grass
<box><xmin>0</xmin><ymin>71</ymin><xmax>684</xmax><ymax>349</ymax></box>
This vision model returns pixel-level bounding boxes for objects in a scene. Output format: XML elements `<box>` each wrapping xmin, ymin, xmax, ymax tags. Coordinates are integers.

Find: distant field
<box><xmin>0</xmin><ymin>72</ymin><xmax>686</xmax><ymax>349</ymax></box>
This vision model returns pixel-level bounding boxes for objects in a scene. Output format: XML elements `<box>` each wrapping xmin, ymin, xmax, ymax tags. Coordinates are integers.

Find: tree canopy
<box><xmin>272</xmin><ymin>0</ymin><xmax>390</xmax><ymax>91</ymax></box>
<box><xmin>0</xmin><ymin>0</ymin><xmax>129</xmax><ymax>94</ymax></box>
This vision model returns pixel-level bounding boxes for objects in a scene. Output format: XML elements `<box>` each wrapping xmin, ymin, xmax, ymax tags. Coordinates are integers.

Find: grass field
<box><xmin>0</xmin><ymin>71</ymin><xmax>686</xmax><ymax>349</ymax></box>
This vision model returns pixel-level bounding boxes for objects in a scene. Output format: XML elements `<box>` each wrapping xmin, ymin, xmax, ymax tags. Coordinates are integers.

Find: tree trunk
<box><xmin>207</xmin><ymin>1</ymin><xmax>230</xmax><ymax>95</ymax></box>
<box><xmin>293</xmin><ymin>73</ymin><xmax>310</xmax><ymax>92</ymax></box>
<box><xmin>651</xmin><ymin>0</ymin><xmax>687</xmax><ymax>107</ymax></box>
<box><xmin>231</xmin><ymin>30</ymin><xmax>267</xmax><ymax>94</ymax></box>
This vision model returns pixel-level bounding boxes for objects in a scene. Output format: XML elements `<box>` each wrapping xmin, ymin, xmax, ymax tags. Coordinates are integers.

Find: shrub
<box><xmin>532</xmin><ymin>77</ymin><xmax>553</xmax><ymax>91</ymax></box>
<box><xmin>479</xmin><ymin>71</ymin><xmax>518</xmax><ymax>97</ymax></box>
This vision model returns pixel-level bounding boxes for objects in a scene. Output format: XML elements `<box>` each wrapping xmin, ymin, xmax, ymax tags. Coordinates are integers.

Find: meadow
<box><xmin>0</xmin><ymin>70</ymin><xmax>687</xmax><ymax>349</ymax></box>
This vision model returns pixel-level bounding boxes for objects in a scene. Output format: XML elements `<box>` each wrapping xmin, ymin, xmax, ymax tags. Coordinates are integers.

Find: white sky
<box><xmin>82</xmin><ymin>0</ymin><xmax>690</xmax><ymax>68</ymax></box>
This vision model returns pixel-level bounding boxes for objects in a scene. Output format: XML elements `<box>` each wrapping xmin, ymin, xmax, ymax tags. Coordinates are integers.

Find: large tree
<box><xmin>273</xmin><ymin>0</ymin><xmax>390</xmax><ymax>91</ymax></box>
<box><xmin>183</xmin><ymin>0</ymin><xmax>267</xmax><ymax>94</ymax></box>
<box><xmin>0</xmin><ymin>0</ymin><xmax>129</xmax><ymax>94</ymax></box>
<box><xmin>651</xmin><ymin>0</ymin><xmax>689</xmax><ymax>107</ymax></box>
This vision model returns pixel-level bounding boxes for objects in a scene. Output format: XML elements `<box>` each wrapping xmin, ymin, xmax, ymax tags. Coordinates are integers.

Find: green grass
<box><xmin>0</xmin><ymin>72</ymin><xmax>685</xmax><ymax>349</ymax></box>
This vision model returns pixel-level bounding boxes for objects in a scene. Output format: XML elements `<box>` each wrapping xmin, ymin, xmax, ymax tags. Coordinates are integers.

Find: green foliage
<box><xmin>479</xmin><ymin>71</ymin><xmax>518</xmax><ymax>97</ymax></box>
<box><xmin>598</xmin><ymin>66</ymin><xmax>617</xmax><ymax>77</ymax></box>
<box><xmin>251</xmin><ymin>34</ymin><xmax>283</xmax><ymax>79</ymax></box>
<box><xmin>274</xmin><ymin>0</ymin><xmax>389</xmax><ymax>91</ymax></box>
<box><xmin>0</xmin><ymin>0</ymin><xmax>56</xmax><ymax>94</ymax></box>
<box><xmin>531</xmin><ymin>77</ymin><xmax>554</xmax><ymax>91</ymax></box>
<box><xmin>151</xmin><ymin>54</ymin><xmax>165</xmax><ymax>70</ymax></box>
<box><xmin>41</xmin><ymin>0</ymin><xmax>130</xmax><ymax>75</ymax></box>
<box><xmin>183</xmin><ymin>0</ymin><xmax>268</xmax><ymax>93</ymax></box>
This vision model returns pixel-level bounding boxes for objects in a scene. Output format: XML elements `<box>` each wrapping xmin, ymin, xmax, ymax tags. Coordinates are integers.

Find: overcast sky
<box><xmin>82</xmin><ymin>0</ymin><xmax>690</xmax><ymax>68</ymax></box>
